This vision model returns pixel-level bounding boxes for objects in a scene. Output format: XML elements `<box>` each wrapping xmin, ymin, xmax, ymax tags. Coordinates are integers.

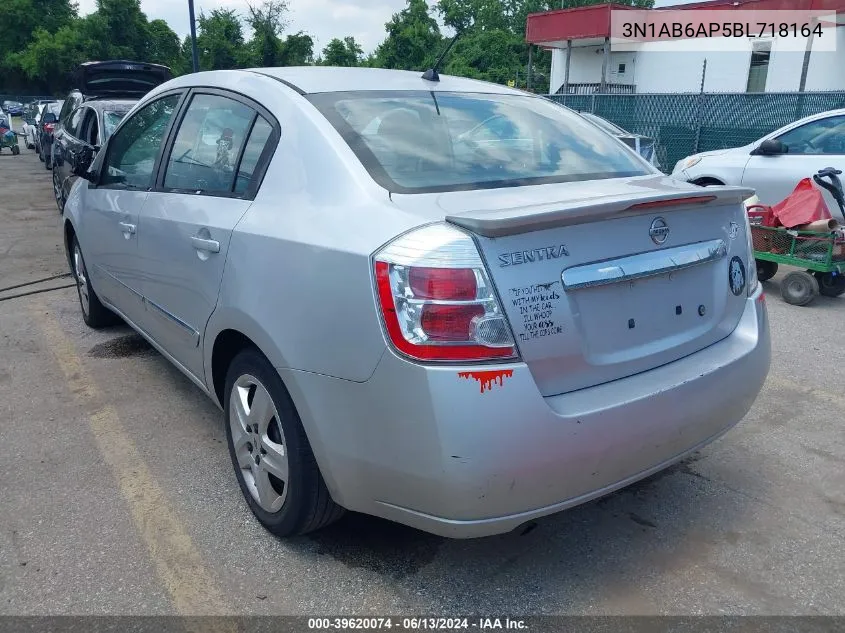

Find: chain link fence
<box><xmin>548</xmin><ymin>91</ymin><xmax>845</xmax><ymax>173</ymax></box>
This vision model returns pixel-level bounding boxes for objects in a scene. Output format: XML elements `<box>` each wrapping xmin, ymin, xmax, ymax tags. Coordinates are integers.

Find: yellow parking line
<box><xmin>31</xmin><ymin>301</ymin><xmax>231</xmax><ymax>618</ymax></box>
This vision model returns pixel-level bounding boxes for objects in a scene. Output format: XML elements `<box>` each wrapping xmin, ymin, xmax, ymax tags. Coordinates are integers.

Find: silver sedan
<box><xmin>62</xmin><ymin>67</ymin><xmax>771</xmax><ymax>538</ymax></box>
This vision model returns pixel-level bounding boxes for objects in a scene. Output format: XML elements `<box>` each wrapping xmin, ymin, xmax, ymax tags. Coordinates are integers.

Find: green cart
<box><xmin>0</xmin><ymin>122</ymin><xmax>20</xmax><ymax>155</ymax></box>
<box><xmin>747</xmin><ymin>169</ymin><xmax>845</xmax><ymax>306</ymax></box>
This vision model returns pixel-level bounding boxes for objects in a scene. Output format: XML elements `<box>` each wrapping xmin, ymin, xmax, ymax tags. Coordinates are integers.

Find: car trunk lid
<box><xmin>74</xmin><ymin>60</ymin><xmax>172</xmax><ymax>98</ymax></box>
<box><xmin>393</xmin><ymin>175</ymin><xmax>754</xmax><ymax>396</ymax></box>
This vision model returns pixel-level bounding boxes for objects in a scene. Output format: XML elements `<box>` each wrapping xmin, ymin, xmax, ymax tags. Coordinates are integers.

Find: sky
<box><xmin>76</xmin><ymin>0</ymin><xmax>410</xmax><ymax>55</ymax></box>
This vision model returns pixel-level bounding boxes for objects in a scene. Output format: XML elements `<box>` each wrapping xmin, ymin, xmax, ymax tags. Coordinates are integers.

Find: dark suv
<box><xmin>48</xmin><ymin>60</ymin><xmax>172</xmax><ymax>183</ymax></box>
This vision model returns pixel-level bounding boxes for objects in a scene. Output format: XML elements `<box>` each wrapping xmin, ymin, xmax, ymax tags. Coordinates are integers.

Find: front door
<box><xmin>742</xmin><ymin>114</ymin><xmax>845</xmax><ymax>221</ymax></box>
<box><xmin>137</xmin><ymin>91</ymin><xmax>275</xmax><ymax>380</ymax></box>
<box><xmin>82</xmin><ymin>93</ymin><xmax>183</xmax><ymax>325</ymax></box>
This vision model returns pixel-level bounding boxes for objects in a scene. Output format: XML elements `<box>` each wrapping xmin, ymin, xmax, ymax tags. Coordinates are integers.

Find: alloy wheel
<box><xmin>73</xmin><ymin>243</ymin><xmax>90</xmax><ymax>318</ymax></box>
<box><xmin>53</xmin><ymin>169</ymin><xmax>63</xmax><ymax>212</ymax></box>
<box><xmin>229</xmin><ymin>374</ymin><xmax>289</xmax><ymax>513</ymax></box>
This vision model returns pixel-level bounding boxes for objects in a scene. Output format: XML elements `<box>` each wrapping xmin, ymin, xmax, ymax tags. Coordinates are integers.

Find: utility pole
<box><xmin>600</xmin><ymin>36</ymin><xmax>609</xmax><ymax>93</ymax></box>
<box><xmin>799</xmin><ymin>16</ymin><xmax>817</xmax><ymax>92</ymax></box>
<box><xmin>527</xmin><ymin>45</ymin><xmax>533</xmax><ymax>92</ymax></box>
<box><xmin>188</xmin><ymin>0</ymin><xmax>200</xmax><ymax>73</ymax></box>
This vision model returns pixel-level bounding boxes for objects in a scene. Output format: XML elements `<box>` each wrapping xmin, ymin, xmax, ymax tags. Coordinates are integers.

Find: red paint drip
<box><xmin>458</xmin><ymin>370</ymin><xmax>514</xmax><ymax>394</ymax></box>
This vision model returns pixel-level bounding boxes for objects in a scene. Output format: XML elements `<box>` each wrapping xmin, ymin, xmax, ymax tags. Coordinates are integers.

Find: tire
<box><xmin>71</xmin><ymin>236</ymin><xmax>120</xmax><ymax>328</ymax></box>
<box><xmin>781</xmin><ymin>270</ymin><xmax>819</xmax><ymax>306</ymax></box>
<box><xmin>45</xmin><ymin>149</ymin><xmax>52</xmax><ymax>170</ymax></box>
<box><xmin>815</xmin><ymin>272</ymin><xmax>845</xmax><ymax>298</ymax></box>
<box><xmin>224</xmin><ymin>348</ymin><xmax>344</xmax><ymax>537</ymax></box>
<box><xmin>53</xmin><ymin>168</ymin><xmax>65</xmax><ymax>213</ymax></box>
<box><xmin>11</xmin><ymin>145</ymin><xmax>19</xmax><ymax>156</ymax></box>
<box><xmin>756</xmin><ymin>259</ymin><xmax>778</xmax><ymax>282</ymax></box>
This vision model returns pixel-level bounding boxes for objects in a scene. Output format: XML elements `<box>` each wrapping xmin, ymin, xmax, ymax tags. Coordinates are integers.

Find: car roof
<box><xmin>240</xmin><ymin>66</ymin><xmax>527</xmax><ymax>96</ymax></box>
<box><xmin>85</xmin><ymin>99</ymin><xmax>137</xmax><ymax>111</ymax></box>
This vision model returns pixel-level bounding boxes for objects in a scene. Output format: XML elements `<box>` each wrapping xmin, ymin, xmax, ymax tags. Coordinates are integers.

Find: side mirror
<box><xmin>752</xmin><ymin>139</ymin><xmax>787</xmax><ymax>156</ymax></box>
<box><xmin>72</xmin><ymin>147</ymin><xmax>96</xmax><ymax>180</ymax></box>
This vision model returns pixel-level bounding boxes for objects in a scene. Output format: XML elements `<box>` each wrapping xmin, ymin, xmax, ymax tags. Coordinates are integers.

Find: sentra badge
<box><xmin>499</xmin><ymin>245</ymin><xmax>569</xmax><ymax>268</ymax></box>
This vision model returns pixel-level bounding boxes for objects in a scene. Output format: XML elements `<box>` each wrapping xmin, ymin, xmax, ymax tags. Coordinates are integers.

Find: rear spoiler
<box><xmin>446</xmin><ymin>184</ymin><xmax>754</xmax><ymax>238</ymax></box>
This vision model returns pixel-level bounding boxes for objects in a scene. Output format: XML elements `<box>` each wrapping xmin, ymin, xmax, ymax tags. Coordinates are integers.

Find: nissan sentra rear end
<box><xmin>300</xmin><ymin>85</ymin><xmax>770</xmax><ymax>537</ymax></box>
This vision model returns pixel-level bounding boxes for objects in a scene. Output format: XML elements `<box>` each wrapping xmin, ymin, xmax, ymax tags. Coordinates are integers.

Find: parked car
<box><xmin>62</xmin><ymin>67</ymin><xmax>770</xmax><ymax>539</ymax></box>
<box><xmin>52</xmin><ymin>99</ymin><xmax>134</xmax><ymax>211</ymax></box>
<box><xmin>579</xmin><ymin>112</ymin><xmax>661</xmax><ymax>170</ymax></box>
<box><xmin>21</xmin><ymin>103</ymin><xmax>42</xmax><ymax>149</ymax></box>
<box><xmin>48</xmin><ymin>60</ymin><xmax>171</xmax><ymax>175</ymax></box>
<box><xmin>36</xmin><ymin>101</ymin><xmax>63</xmax><ymax>166</ymax></box>
<box><xmin>2</xmin><ymin>100</ymin><xmax>24</xmax><ymax>116</ymax></box>
<box><xmin>673</xmin><ymin>108</ymin><xmax>845</xmax><ymax>221</ymax></box>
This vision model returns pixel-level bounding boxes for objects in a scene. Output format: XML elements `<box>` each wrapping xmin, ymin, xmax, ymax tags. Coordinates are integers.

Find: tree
<box><xmin>437</xmin><ymin>0</ymin><xmax>509</xmax><ymax>33</ymax></box>
<box><xmin>280</xmin><ymin>31</ymin><xmax>315</xmax><ymax>66</ymax></box>
<box><xmin>0</xmin><ymin>0</ymin><xmax>78</xmax><ymax>91</ymax></box>
<box><xmin>321</xmin><ymin>37</ymin><xmax>363</xmax><ymax>67</ymax></box>
<box><xmin>0</xmin><ymin>0</ymin><xmax>77</xmax><ymax>60</ymax></box>
<box><xmin>244</xmin><ymin>0</ymin><xmax>289</xmax><ymax>67</ymax></box>
<box><xmin>9</xmin><ymin>23</ymin><xmax>88</xmax><ymax>93</ymax></box>
<box><xmin>196</xmin><ymin>9</ymin><xmax>245</xmax><ymax>71</ymax></box>
<box><xmin>373</xmin><ymin>0</ymin><xmax>442</xmax><ymax>71</ymax></box>
<box><xmin>91</xmin><ymin>0</ymin><xmax>150</xmax><ymax>59</ymax></box>
<box><xmin>148</xmin><ymin>19</ymin><xmax>181</xmax><ymax>69</ymax></box>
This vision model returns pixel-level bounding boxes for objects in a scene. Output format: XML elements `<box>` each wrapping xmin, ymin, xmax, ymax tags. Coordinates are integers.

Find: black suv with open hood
<box><xmin>48</xmin><ymin>61</ymin><xmax>172</xmax><ymax>171</ymax></box>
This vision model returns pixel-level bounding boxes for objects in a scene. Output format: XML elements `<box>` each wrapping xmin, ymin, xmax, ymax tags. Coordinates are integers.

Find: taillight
<box><xmin>44</xmin><ymin>123</ymin><xmax>55</xmax><ymax>133</ymax></box>
<box><xmin>374</xmin><ymin>223</ymin><xmax>517</xmax><ymax>362</ymax></box>
<box><xmin>744</xmin><ymin>211</ymin><xmax>759</xmax><ymax>297</ymax></box>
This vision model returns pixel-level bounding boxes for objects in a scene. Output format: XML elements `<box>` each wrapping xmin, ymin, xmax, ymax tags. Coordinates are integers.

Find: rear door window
<box><xmin>80</xmin><ymin>108</ymin><xmax>99</xmax><ymax>146</ymax></box>
<box><xmin>163</xmin><ymin>93</ymin><xmax>255</xmax><ymax>195</ymax></box>
<box><xmin>233</xmin><ymin>117</ymin><xmax>274</xmax><ymax>195</ymax></box>
<box><xmin>59</xmin><ymin>95</ymin><xmax>80</xmax><ymax>126</ymax></box>
<box><xmin>66</xmin><ymin>107</ymin><xmax>85</xmax><ymax>139</ymax></box>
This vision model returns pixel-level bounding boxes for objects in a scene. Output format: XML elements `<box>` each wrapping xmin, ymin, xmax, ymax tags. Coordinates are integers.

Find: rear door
<box><xmin>741</xmin><ymin>114</ymin><xmax>845</xmax><ymax>221</ymax></box>
<box><xmin>81</xmin><ymin>92</ymin><xmax>184</xmax><ymax>325</ymax></box>
<box><xmin>136</xmin><ymin>89</ymin><xmax>278</xmax><ymax>381</ymax></box>
<box><xmin>54</xmin><ymin>106</ymin><xmax>86</xmax><ymax>195</ymax></box>
<box><xmin>422</xmin><ymin>178</ymin><xmax>754</xmax><ymax>397</ymax></box>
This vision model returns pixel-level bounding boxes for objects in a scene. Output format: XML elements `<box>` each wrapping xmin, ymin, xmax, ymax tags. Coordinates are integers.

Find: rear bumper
<box><xmin>281</xmin><ymin>291</ymin><xmax>770</xmax><ymax>538</ymax></box>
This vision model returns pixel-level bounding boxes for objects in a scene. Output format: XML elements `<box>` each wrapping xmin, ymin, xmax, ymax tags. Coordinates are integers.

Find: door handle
<box><xmin>191</xmin><ymin>236</ymin><xmax>220</xmax><ymax>253</ymax></box>
<box><xmin>119</xmin><ymin>222</ymin><xmax>136</xmax><ymax>235</ymax></box>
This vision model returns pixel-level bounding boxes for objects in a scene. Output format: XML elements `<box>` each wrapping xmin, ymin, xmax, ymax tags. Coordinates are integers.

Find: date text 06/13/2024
<box><xmin>307</xmin><ymin>617</ymin><xmax>528</xmax><ymax>630</ymax></box>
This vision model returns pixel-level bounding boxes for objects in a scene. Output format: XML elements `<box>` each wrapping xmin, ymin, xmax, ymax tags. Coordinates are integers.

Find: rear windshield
<box><xmin>308</xmin><ymin>91</ymin><xmax>651</xmax><ymax>194</ymax></box>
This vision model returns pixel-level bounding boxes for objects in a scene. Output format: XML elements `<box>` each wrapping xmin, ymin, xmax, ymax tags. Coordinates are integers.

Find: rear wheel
<box><xmin>781</xmin><ymin>270</ymin><xmax>819</xmax><ymax>306</ymax></box>
<box><xmin>815</xmin><ymin>272</ymin><xmax>845</xmax><ymax>297</ymax></box>
<box><xmin>756</xmin><ymin>260</ymin><xmax>778</xmax><ymax>282</ymax></box>
<box><xmin>224</xmin><ymin>348</ymin><xmax>344</xmax><ymax>537</ymax></box>
<box><xmin>53</xmin><ymin>169</ymin><xmax>65</xmax><ymax>213</ymax></box>
<box><xmin>11</xmin><ymin>145</ymin><xmax>19</xmax><ymax>155</ymax></box>
<box><xmin>44</xmin><ymin>149</ymin><xmax>52</xmax><ymax>170</ymax></box>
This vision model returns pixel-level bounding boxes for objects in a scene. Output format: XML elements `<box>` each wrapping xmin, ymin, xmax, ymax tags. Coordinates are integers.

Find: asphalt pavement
<box><xmin>1</xmin><ymin>134</ymin><xmax>843</xmax><ymax>616</ymax></box>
